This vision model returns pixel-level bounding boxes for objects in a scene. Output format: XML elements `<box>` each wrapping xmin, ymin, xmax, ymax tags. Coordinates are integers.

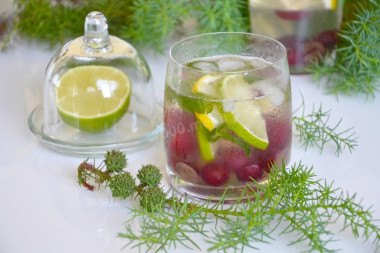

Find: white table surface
<box><xmin>0</xmin><ymin>39</ymin><xmax>379</xmax><ymax>253</ymax></box>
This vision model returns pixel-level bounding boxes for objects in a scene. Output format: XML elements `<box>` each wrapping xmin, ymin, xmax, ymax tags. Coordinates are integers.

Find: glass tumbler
<box><xmin>249</xmin><ymin>0</ymin><xmax>344</xmax><ymax>74</ymax></box>
<box><xmin>164</xmin><ymin>32</ymin><xmax>292</xmax><ymax>201</ymax></box>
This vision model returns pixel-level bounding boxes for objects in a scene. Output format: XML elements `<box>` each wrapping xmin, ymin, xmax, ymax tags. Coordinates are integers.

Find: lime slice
<box><xmin>218</xmin><ymin>74</ymin><xmax>269</xmax><ymax>150</ymax></box>
<box><xmin>192</xmin><ymin>74</ymin><xmax>220</xmax><ymax>97</ymax></box>
<box><xmin>55</xmin><ymin>65</ymin><xmax>131</xmax><ymax>132</ymax></box>
<box><xmin>195</xmin><ymin>106</ymin><xmax>223</xmax><ymax>131</ymax></box>
<box><xmin>196</xmin><ymin>120</ymin><xmax>214</xmax><ymax>161</ymax></box>
<box><xmin>218</xmin><ymin>74</ymin><xmax>253</xmax><ymax>100</ymax></box>
<box><xmin>223</xmin><ymin>102</ymin><xmax>269</xmax><ymax>150</ymax></box>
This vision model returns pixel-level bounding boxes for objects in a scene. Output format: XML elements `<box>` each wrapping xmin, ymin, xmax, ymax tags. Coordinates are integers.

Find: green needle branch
<box><xmin>7</xmin><ymin>0</ymin><xmax>248</xmax><ymax>52</ymax></box>
<box><xmin>77</xmin><ymin>151</ymin><xmax>379</xmax><ymax>253</ymax></box>
<box><xmin>292</xmin><ymin>101</ymin><xmax>358</xmax><ymax>156</ymax></box>
<box><xmin>307</xmin><ymin>0</ymin><xmax>380</xmax><ymax>99</ymax></box>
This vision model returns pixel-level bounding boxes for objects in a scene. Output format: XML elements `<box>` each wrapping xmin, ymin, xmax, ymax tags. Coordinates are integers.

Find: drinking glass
<box><xmin>249</xmin><ymin>0</ymin><xmax>344</xmax><ymax>74</ymax></box>
<box><xmin>164</xmin><ymin>32</ymin><xmax>292</xmax><ymax>201</ymax></box>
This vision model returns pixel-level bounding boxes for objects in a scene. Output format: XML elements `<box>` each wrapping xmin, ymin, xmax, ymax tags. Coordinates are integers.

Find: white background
<box><xmin>0</xmin><ymin>2</ymin><xmax>379</xmax><ymax>252</ymax></box>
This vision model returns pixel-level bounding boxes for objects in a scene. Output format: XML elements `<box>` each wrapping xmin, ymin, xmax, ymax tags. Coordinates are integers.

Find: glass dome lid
<box><xmin>28</xmin><ymin>11</ymin><xmax>162</xmax><ymax>155</ymax></box>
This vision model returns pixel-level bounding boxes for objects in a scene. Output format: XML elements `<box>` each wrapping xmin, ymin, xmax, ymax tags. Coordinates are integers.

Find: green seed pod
<box><xmin>137</xmin><ymin>164</ymin><xmax>162</xmax><ymax>187</ymax></box>
<box><xmin>108</xmin><ymin>171</ymin><xmax>135</xmax><ymax>199</ymax></box>
<box><xmin>104</xmin><ymin>150</ymin><xmax>127</xmax><ymax>173</ymax></box>
<box><xmin>139</xmin><ymin>186</ymin><xmax>166</xmax><ymax>212</ymax></box>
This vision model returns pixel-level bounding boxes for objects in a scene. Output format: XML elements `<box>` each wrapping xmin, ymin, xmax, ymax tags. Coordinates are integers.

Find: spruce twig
<box><xmin>77</xmin><ymin>151</ymin><xmax>379</xmax><ymax>252</ymax></box>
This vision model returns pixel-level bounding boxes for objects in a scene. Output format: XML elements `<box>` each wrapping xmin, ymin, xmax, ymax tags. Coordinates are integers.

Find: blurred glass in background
<box><xmin>249</xmin><ymin>0</ymin><xmax>344</xmax><ymax>74</ymax></box>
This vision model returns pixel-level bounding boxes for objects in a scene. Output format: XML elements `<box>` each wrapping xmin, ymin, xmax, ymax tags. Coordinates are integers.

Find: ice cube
<box><xmin>249</xmin><ymin>57</ymin><xmax>270</xmax><ymax>69</ymax></box>
<box><xmin>189</xmin><ymin>60</ymin><xmax>219</xmax><ymax>72</ymax></box>
<box><xmin>252</xmin><ymin>79</ymin><xmax>285</xmax><ymax>106</ymax></box>
<box><xmin>244</xmin><ymin>58</ymin><xmax>283</xmax><ymax>85</ymax></box>
<box><xmin>218</xmin><ymin>57</ymin><xmax>247</xmax><ymax>72</ymax></box>
<box><xmin>222</xmin><ymin>101</ymin><xmax>236</xmax><ymax>112</ymax></box>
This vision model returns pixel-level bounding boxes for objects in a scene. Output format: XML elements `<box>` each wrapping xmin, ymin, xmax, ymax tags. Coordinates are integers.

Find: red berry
<box><xmin>168</xmin><ymin>131</ymin><xmax>197</xmax><ymax>160</ymax></box>
<box><xmin>275</xmin><ymin>10</ymin><xmax>310</xmax><ymax>21</ymax></box>
<box><xmin>266</xmin><ymin>117</ymin><xmax>292</xmax><ymax>150</ymax></box>
<box><xmin>278</xmin><ymin>35</ymin><xmax>305</xmax><ymax>66</ymax></box>
<box><xmin>201</xmin><ymin>164</ymin><xmax>229</xmax><ymax>186</ymax></box>
<box><xmin>236</xmin><ymin>164</ymin><xmax>263</xmax><ymax>182</ymax></box>
<box><xmin>286</xmin><ymin>48</ymin><xmax>303</xmax><ymax>66</ymax></box>
<box><xmin>164</xmin><ymin>109</ymin><xmax>198</xmax><ymax>161</ymax></box>
<box><xmin>258</xmin><ymin>157</ymin><xmax>276</xmax><ymax>173</ymax></box>
<box><xmin>164</xmin><ymin>108</ymin><xmax>196</xmax><ymax>135</ymax></box>
<box><xmin>219</xmin><ymin>148</ymin><xmax>252</xmax><ymax>172</ymax></box>
<box><xmin>313</xmin><ymin>30</ymin><xmax>338</xmax><ymax>50</ymax></box>
<box><xmin>255</xmin><ymin>117</ymin><xmax>292</xmax><ymax>171</ymax></box>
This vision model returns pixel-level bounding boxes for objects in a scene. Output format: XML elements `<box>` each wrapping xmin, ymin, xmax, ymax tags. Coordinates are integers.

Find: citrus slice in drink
<box><xmin>196</xmin><ymin>120</ymin><xmax>214</xmax><ymax>161</ymax></box>
<box><xmin>219</xmin><ymin>74</ymin><xmax>269</xmax><ymax>150</ymax></box>
<box><xmin>323</xmin><ymin>0</ymin><xmax>337</xmax><ymax>9</ymax></box>
<box><xmin>195</xmin><ymin>106</ymin><xmax>223</xmax><ymax>131</ymax></box>
<box><xmin>218</xmin><ymin>74</ymin><xmax>253</xmax><ymax>100</ymax></box>
<box><xmin>223</xmin><ymin>102</ymin><xmax>269</xmax><ymax>150</ymax></box>
<box><xmin>192</xmin><ymin>74</ymin><xmax>220</xmax><ymax>97</ymax></box>
<box><xmin>55</xmin><ymin>65</ymin><xmax>131</xmax><ymax>132</ymax></box>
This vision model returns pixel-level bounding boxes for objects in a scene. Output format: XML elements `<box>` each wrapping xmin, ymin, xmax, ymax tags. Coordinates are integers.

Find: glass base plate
<box><xmin>28</xmin><ymin>102</ymin><xmax>163</xmax><ymax>156</ymax></box>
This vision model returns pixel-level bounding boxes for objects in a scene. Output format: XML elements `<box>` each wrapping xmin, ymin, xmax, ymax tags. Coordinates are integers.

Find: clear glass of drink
<box><xmin>249</xmin><ymin>0</ymin><xmax>344</xmax><ymax>74</ymax></box>
<box><xmin>164</xmin><ymin>32</ymin><xmax>292</xmax><ymax>201</ymax></box>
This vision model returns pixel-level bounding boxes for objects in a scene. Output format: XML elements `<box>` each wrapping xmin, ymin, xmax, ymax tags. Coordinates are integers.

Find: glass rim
<box><xmin>168</xmin><ymin>32</ymin><xmax>287</xmax><ymax>74</ymax></box>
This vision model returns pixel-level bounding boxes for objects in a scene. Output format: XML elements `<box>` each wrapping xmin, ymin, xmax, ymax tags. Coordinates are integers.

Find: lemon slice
<box><xmin>195</xmin><ymin>106</ymin><xmax>223</xmax><ymax>131</ymax></box>
<box><xmin>196</xmin><ymin>120</ymin><xmax>214</xmax><ymax>161</ymax></box>
<box><xmin>55</xmin><ymin>65</ymin><xmax>131</xmax><ymax>132</ymax></box>
<box><xmin>223</xmin><ymin>102</ymin><xmax>269</xmax><ymax>150</ymax></box>
<box><xmin>218</xmin><ymin>74</ymin><xmax>253</xmax><ymax>100</ymax></box>
<box><xmin>323</xmin><ymin>0</ymin><xmax>337</xmax><ymax>9</ymax></box>
<box><xmin>192</xmin><ymin>74</ymin><xmax>220</xmax><ymax>97</ymax></box>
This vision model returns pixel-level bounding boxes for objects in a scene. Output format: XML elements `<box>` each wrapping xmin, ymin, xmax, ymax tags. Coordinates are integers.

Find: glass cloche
<box><xmin>28</xmin><ymin>11</ymin><xmax>162</xmax><ymax>155</ymax></box>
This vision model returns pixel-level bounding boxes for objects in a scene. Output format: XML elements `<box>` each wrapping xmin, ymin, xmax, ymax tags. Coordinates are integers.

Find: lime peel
<box><xmin>196</xmin><ymin>121</ymin><xmax>214</xmax><ymax>161</ymax></box>
<box><xmin>222</xmin><ymin>100</ymin><xmax>269</xmax><ymax>150</ymax></box>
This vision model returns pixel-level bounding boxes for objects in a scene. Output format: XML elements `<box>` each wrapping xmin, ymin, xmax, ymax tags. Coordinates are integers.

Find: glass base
<box><xmin>28</xmin><ymin>102</ymin><xmax>163</xmax><ymax>156</ymax></box>
<box><xmin>166</xmin><ymin>165</ymin><xmax>268</xmax><ymax>203</ymax></box>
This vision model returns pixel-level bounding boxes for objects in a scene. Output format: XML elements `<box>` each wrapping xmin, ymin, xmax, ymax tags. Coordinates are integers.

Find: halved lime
<box><xmin>55</xmin><ymin>65</ymin><xmax>131</xmax><ymax>132</ymax></box>
<box><xmin>196</xmin><ymin>120</ymin><xmax>214</xmax><ymax>161</ymax></box>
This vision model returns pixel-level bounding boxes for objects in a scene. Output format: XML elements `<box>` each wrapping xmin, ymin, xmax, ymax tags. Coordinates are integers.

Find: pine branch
<box><xmin>119</xmin><ymin>0</ymin><xmax>189</xmax><ymax>52</ymax></box>
<box><xmin>118</xmin><ymin>162</ymin><xmax>380</xmax><ymax>252</ymax></box>
<box><xmin>307</xmin><ymin>0</ymin><xmax>380</xmax><ymax>100</ymax></box>
<box><xmin>292</xmin><ymin>100</ymin><xmax>358</xmax><ymax>156</ymax></box>
<box><xmin>6</xmin><ymin>0</ymin><xmax>251</xmax><ymax>51</ymax></box>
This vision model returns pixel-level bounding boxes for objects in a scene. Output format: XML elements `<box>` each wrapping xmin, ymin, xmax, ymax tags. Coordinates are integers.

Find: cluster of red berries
<box><xmin>274</xmin><ymin>10</ymin><xmax>338</xmax><ymax>67</ymax></box>
<box><xmin>164</xmin><ymin>109</ymin><xmax>292</xmax><ymax>187</ymax></box>
<box><xmin>280</xmin><ymin>30</ymin><xmax>337</xmax><ymax>67</ymax></box>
